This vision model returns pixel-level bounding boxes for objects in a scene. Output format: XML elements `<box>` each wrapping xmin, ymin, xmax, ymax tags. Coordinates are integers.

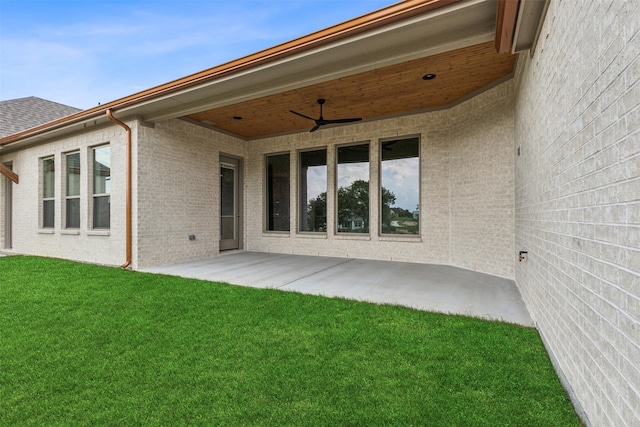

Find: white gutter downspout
<box><xmin>105</xmin><ymin>109</ymin><xmax>132</xmax><ymax>269</ymax></box>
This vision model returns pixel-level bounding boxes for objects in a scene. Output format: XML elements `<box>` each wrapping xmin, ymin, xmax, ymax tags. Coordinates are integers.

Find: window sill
<box><xmin>61</xmin><ymin>230</ymin><xmax>80</xmax><ymax>235</ymax></box>
<box><xmin>262</xmin><ymin>231</ymin><xmax>290</xmax><ymax>237</ymax></box>
<box><xmin>38</xmin><ymin>229</ymin><xmax>55</xmax><ymax>235</ymax></box>
<box><xmin>87</xmin><ymin>230</ymin><xmax>110</xmax><ymax>236</ymax></box>
<box><xmin>378</xmin><ymin>235</ymin><xmax>422</xmax><ymax>242</ymax></box>
<box><xmin>296</xmin><ymin>233</ymin><xmax>328</xmax><ymax>239</ymax></box>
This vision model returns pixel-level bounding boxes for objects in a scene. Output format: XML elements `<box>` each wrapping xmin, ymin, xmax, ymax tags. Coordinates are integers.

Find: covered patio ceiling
<box><xmin>186</xmin><ymin>41</ymin><xmax>516</xmax><ymax>139</ymax></box>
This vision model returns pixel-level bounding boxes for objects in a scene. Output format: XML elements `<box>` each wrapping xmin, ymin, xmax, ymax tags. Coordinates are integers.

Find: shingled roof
<box><xmin>0</xmin><ymin>96</ymin><xmax>82</xmax><ymax>138</ymax></box>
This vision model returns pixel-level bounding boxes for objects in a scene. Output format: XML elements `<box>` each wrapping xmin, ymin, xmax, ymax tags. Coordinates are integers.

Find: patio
<box><xmin>142</xmin><ymin>252</ymin><xmax>533</xmax><ymax>327</ymax></box>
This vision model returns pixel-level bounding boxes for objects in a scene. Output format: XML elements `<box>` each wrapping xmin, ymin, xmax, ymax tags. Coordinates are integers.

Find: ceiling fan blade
<box><xmin>291</xmin><ymin>99</ymin><xmax>362</xmax><ymax>132</ymax></box>
<box><xmin>290</xmin><ymin>110</ymin><xmax>315</xmax><ymax>121</ymax></box>
<box><xmin>324</xmin><ymin>117</ymin><xmax>362</xmax><ymax>124</ymax></box>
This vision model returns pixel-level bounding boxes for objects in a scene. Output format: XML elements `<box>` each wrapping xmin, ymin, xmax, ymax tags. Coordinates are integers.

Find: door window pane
<box><xmin>221</xmin><ymin>217</ymin><xmax>235</xmax><ymax>240</ymax></box>
<box><xmin>380</xmin><ymin>137</ymin><xmax>420</xmax><ymax>235</ymax></box>
<box><xmin>337</xmin><ymin>144</ymin><xmax>369</xmax><ymax>233</ymax></box>
<box><xmin>220</xmin><ymin>165</ymin><xmax>235</xmax><ymax>240</ymax></box>
<box><xmin>266</xmin><ymin>153</ymin><xmax>290</xmax><ymax>231</ymax></box>
<box><xmin>221</xmin><ymin>166</ymin><xmax>235</xmax><ymax>216</ymax></box>
<box><xmin>299</xmin><ymin>149</ymin><xmax>327</xmax><ymax>232</ymax></box>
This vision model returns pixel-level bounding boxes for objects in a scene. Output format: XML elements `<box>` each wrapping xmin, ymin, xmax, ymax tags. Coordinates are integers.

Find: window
<box><xmin>337</xmin><ymin>143</ymin><xmax>369</xmax><ymax>233</ymax></box>
<box><xmin>380</xmin><ymin>137</ymin><xmax>420</xmax><ymax>235</ymax></box>
<box><xmin>42</xmin><ymin>157</ymin><xmax>55</xmax><ymax>228</ymax></box>
<box><xmin>299</xmin><ymin>149</ymin><xmax>327</xmax><ymax>232</ymax></box>
<box><xmin>266</xmin><ymin>153</ymin><xmax>290</xmax><ymax>231</ymax></box>
<box><xmin>93</xmin><ymin>145</ymin><xmax>110</xmax><ymax>229</ymax></box>
<box><xmin>65</xmin><ymin>152</ymin><xmax>80</xmax><ymax>228</ymax></box>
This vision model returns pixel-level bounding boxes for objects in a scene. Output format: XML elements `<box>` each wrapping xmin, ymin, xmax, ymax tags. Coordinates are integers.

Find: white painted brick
<box><xmin>240</xmin><ymin>82</ymin><xmax>516</xmax><ymax>278</ymax></box>
<box><xmin>514</xmin><ymin>0</ymin><xmax>640</xmax><ymax>425</ymax></box>
<box><xmin>0</xmin><ymin>122</ymin><xmax>128</xmax><ymax>265</ymax></box>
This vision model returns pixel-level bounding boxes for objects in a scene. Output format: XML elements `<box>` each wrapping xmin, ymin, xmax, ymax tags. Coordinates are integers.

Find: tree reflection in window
<box><xmin>381</xmin><ymin>137</ymin><xmax>420</xmax><ymax>235</ymax></box>
<box><xmin>336</xmin><ymin>144</ymin><xmax>370</xmax><ymax>233</ymax></box>
<box><xmin>299</xmin><ymin>149</ymin><xmax>327</xmax><ymax>232</ymax></box>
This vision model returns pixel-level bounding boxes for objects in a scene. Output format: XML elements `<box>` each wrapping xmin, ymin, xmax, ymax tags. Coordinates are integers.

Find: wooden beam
<box><xmin>0</xmin><ymin>163</ymin><xmax>18</xmax><ymax>184</ymax></box>
<box><xmin>495</xmin><ymin>0</ymin><xmax>520</xmax><ymax>54</ymax></box>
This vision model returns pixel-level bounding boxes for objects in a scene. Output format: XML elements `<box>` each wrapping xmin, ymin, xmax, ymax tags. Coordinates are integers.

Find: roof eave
<box><xmin>0</xmin><ymin>0</ymin><xmax>465</xmax><ymax>149</ymax></box>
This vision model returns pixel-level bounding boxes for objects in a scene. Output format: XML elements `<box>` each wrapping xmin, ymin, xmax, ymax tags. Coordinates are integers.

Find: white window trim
<box><xmin>91</xmin><ymin>144</ymin><xmax>111</xmax><ymax>230</ymax></box>
<box><xmin>335</xmin><ymin>142</ymin><xmax>371</xmax><ymax>236</ymax></box>
<box><xmin>64</xmin><ymin>151</ymin><xmax>81</xmax><ymax>230</ymax></box>
<box><xmin>41</xmin><ymin>156</ymin><xmax>55</xmax><ymax>229</ymax></box>
<box><xmin>378</xmin><ymin>135</ymin><xmax>421</xmax><ymax>238</ymax></box>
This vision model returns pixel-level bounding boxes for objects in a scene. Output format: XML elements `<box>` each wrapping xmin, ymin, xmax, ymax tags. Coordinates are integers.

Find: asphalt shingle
<box><xmin>0</xmin><ymin>96</ymin><xmax>82</xmax><ymax>138</ymax></box>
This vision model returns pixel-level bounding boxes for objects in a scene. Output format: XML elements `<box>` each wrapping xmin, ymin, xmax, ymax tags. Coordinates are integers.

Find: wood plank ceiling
<box><xmin>186</xmin><ymin>41</ymin><xmax>516</xmax><ymax>139</ymax></box>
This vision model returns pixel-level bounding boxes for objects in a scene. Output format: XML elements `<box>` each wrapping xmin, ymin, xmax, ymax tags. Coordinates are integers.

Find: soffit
<box><xmin>186</xmin><ymin>41</ymin><xmax>515</xmax><ymax>139</ymax></box>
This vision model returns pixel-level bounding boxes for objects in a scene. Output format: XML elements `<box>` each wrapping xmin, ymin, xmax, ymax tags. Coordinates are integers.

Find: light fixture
<box><xmin>422</xmin><ymin>73</ymin><xmax>436</xmax><ymax>80</ymax></box>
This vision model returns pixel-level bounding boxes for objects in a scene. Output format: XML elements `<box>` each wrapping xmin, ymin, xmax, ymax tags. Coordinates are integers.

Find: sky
<box><xmin>306</xmin><ymin>158</ymin><xmax>418</xmax><ymax>212</ymax></box>
<box><xmin>0</xmin><ymin>0</ymin><xmax>393</xmax><ymax>110</ymax></box>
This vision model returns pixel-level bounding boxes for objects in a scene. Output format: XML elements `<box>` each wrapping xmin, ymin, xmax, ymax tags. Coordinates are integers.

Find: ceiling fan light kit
<box><xmin>290</xmin><ymin>98</ymin><xmax>362</xmax><ymax>132</ymax></box>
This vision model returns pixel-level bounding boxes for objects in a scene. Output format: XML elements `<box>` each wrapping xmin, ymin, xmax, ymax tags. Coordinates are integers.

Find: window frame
<box><xmin>297</xmin><ymin>147</ymin><xmax>328</xmax><ymax>234</ymax></box>
<box><xmin>378</xmin><ymin>135</ymin><xmax>421</xmax><ymax>237</ymax></box>
<box><xmin>64</xmin><ymin>151</ymin><xmax>81</xmax><ymax>229</ymax></box>
<box><xmin>335</xmin><ymin>142</ymin><xmax>371</xmax><ymax>235</ymax></box>
<box><xmin>264</xmin><ymin>152</ymin><xmax>291</xmax><ymax>233</ymax></box>
<box><xmin>92</xmin><ymin>144</ymin><xmax>111</xmax><ymax>230</ymax></box>
<box><xmin>41</xmin><ymin>156</ymin><xmax>55</xmax><ymax>229</ymax></box>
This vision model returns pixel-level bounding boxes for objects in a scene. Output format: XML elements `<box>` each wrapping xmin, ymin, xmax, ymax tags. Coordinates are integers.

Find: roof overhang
<box><xmin>0</xmin><ymin>0</ymin><xmax>548</xmax><ymax>149</ymax></box>
<box><xmin>138</xmin><ymin>0</ymin><xmax>497</xmax><ymax>123</ymax></box>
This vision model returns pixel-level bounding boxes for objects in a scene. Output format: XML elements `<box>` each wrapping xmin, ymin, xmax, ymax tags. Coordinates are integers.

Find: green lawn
<box><xmin>0</xmin><ymin>256</ymin><xmax>581</xmax><ymax>426</ymax></box>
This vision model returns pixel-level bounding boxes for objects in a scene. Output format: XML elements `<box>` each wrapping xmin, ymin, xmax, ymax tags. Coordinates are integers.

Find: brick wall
<box><xmin>135</xmin><ymin>119</ymin><xmax>247</xmax><ymax>269</ymax></box>
<box><xmin>246</xmin><ymin>81</ymin><xmax>516</xmax><ymax>279</ymax></box>
<box><xmin>1</xmin><ymin>81</ymin><xmax>517</xmax><ymax>282</ymax></box>
<box><xmin>0</xmin><ymin>122</ymin><xmax>129</xmax><ymax>266</ymax></box>
<box><xmin>514</xmin><ymin>1</ymin><xmax>640</xmax><ymax>425</ymax></box>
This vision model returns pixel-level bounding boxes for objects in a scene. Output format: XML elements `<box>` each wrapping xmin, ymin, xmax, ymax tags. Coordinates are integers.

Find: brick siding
<box><xmin>514</xmin><ymin>1</ymin><xmax>640</xmax><ymax>425</ymax></box>
<box><xmin>0</xmin><ymin>122</ymin><xmax>129</xmax><ymax>265</ymax></box>
<box><xmin>134</xmin><ymin>119</ymin><xmax>247</xmax><ymax>269</ymax></box>
<box><xmin>246</xmin><ymin>81</ymin><xmax>516</xmax><ymax>279</ymax></box>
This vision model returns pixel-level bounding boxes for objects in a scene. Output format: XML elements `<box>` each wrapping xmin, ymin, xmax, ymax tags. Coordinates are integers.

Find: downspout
<box><xmin>106</xmin><ymin>109</ymin><xmax>132</xmax><ymax>269</ymax></box>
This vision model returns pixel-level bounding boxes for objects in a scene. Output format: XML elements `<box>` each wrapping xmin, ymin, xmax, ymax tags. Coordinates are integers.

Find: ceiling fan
<box><xmin>290</xmin><ymin>98</ymin><xmax>362</xmax><ymax>132</ymax></box>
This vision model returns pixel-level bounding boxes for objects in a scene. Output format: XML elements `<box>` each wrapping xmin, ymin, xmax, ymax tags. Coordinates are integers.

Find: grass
<box><xmin>0</xmin><ymin>256</ymin><xmax>581</xmax><ymax>426</ymax></box>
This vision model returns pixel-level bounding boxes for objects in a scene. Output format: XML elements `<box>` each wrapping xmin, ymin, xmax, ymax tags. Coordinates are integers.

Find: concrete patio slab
<box><xmin>141</xmin><ymin>251</ymin><xmax>533</xmax><ymax>327</ymax></box>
